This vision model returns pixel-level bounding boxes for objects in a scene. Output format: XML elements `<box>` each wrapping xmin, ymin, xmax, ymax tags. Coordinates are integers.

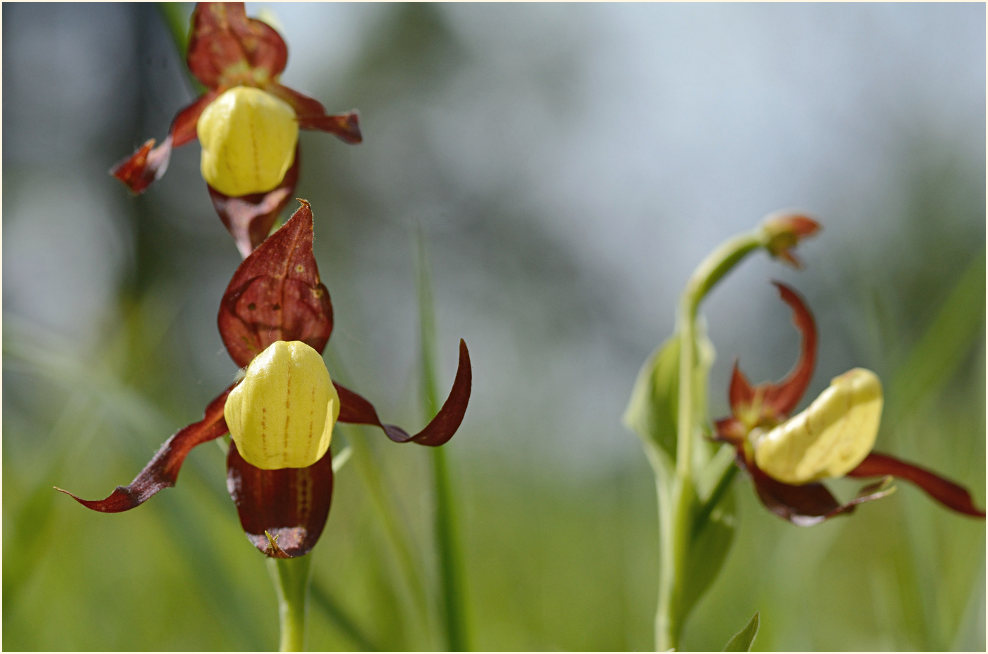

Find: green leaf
<box><xmin>681</xmin><ymin>485</ymin><xmax>736</xmax><ymax>621</ymax></box>
<box><xmin>723</xmin><ymin>611</ymin><xmax>760</xmax><ymax>651</ymax></box>
<box><xmin>623</xmin><ymin>320</ymin><xmax>716</xmax><ymax>472</ymax></box>
<box><xmin>623</xmin><ymin>336</ymin><xmax>680</xmax><ymax>468</ymax></box>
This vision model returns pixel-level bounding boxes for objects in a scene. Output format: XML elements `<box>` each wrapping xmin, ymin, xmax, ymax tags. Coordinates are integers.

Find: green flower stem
<box><xmin>268</xmin><ymin>555</ymin><xmax>312</xmax><ymax>652</ymax></box>
<box><xmin>655</xmin><ymin>229</ymin><xmax>766</xmax><ymax>651</ymax></box>
<box><xmin>416</xmin><ymin>231</ymin><xmax>469</xmax><ymax>651</ymax></box>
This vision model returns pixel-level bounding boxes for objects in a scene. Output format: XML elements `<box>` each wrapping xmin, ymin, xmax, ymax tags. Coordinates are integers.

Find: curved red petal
<box><xmin>56</xmin><ymin>386</ymin><xmax>234</xmax><ymax>512</ymax></box>
<box><xmin>187</xmin><ymin>3</ymin><xmax>287</xmax><ymax>89</ymax></box>
<box><xmin>226</xmin><ymin>443</ymin><xmax>333</xmax><ymax>558</ymax></box>
<box><xmin>110</xmin><ymin>93</ymin><xmax>215</xmax><ymax>194</ymax></box>
<box><xmin>762</xmin><ymin>281</ymin><xmax>817</xmax><ymax>417</ymax></box>
<box><xmin>269</xmin><ymin>85</ymin><xmax>363</xmax><ymax>144</ymax></box>
<box><xmin>336</xmin><ymin>340</ymin><xmax>472</xmax><ymax>446</ymax></box>
<box><xmin>848</xmin><ymin>452</ymin><xmax>985</xmax><ymax>518</ymax></box>
<box><xmin>218</xmin><ymin>200</ymin><xmax>334</xmax><ymax>367</ymax></box>
<box><xmin>208</xmin><ymin>147</ymin><xmax>299</xmax><ymax>259</ymax></box>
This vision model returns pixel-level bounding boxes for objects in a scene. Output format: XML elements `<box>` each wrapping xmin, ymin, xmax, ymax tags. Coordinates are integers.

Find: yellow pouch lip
<box><xmin>197</xmin><ymin>86</ymin><xmax>299</xmax><ymax>197</ymax></box>
<box><xmin>224</xmin><ymin>340</ymin><xmax>339</xmax><ymax>470</ymax></box>
<box><xmin>753</xmin><ymin>368</ymin><xmax>883</xmax><ymax>484</ymax></box>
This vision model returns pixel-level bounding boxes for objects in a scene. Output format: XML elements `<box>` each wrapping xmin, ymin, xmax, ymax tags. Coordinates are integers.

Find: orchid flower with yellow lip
<box><xmin>714</xmin><ymin>281</ymin><xmax>985</xmax><ymax>526</ymax></box>
<box><xmin>111</xmin><ymin>3</ymin><xmax>362</xmax><ymax>258</ymax></box>
<box><xmin>59</xmin><ymin>201</ymin><xmax>472</xmax><ymax>558</ymax></box>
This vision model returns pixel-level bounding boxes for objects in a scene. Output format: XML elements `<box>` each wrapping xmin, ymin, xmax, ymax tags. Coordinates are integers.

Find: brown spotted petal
<box><xmin>848</xmin><ymin>452</ymin><xmax>986</xmax><ymax>518</ymax></box>
<box><xmin>744</xmin><ymin>455</ymin><xmax>894</xmax><ymax>526</ymax></box>
<box><xmin>187</xmin><ymin>3</ymin><xmax>288</xmax><ymax>89</ymax></box>
<box><xmin>336</xmin><ymin>340</ymin><xmax>472</xmax><ymax>446</ymax></box>
<box><xmin>111</xmin><ymin>93</ymin><xmax>218</xmax><ymax>194</ymax></box>
<box><xmin>227</xmin><ymin>443</ymin><xmax>333</xmax><ymax>558</ymax></box>
<box><xmin>759</xmin><ymin>282</ymin><xmax>817</xmax><ymax>418</ymax></box>
<box><xmin>218</xmin><ymin>200</ymin><xmax>333</xmax><ymax>368</ymax></box>
<box><xmin>269</xmin><ymin>85</ymin><xmax>363</xmax><ymax>144</ymax></box>
<box><xmin>208</xmin><ymin>147</ymin><xmax>299</xmax><ymax>259</ymax></box>
<box><xmin>56</xmin><ymin>385</ymin><xmax>234</xmax><ymax>512</ymax></box>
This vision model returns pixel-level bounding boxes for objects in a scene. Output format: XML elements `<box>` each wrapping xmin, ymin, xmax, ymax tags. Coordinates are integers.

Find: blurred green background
<box><xmin>3</xmin><ymin>3</ymin><xmax>985</xmax><ymax>651</ymax></box>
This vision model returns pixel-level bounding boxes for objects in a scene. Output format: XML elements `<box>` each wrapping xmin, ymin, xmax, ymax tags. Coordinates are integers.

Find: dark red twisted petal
<box><xmin>268</xmin><ymin>84</ymin><xmax>363</xmax><ymax>144</ymax></box>
<box><xmin>208</xmin><ymin>147</ymin><xmax>300</xmax><ymax>259</ymax></box>
<box><xmin>56</xmin><ymin>385</ymin><xmax>235</xmax><ymax>512</ymax></box>
<box><xmin>110</xmin><ymin>92</ymin><xmax>217</xmax><ymax>194</ymax></box>
<box><xmin>226</xmin><ymin>443</ymin><xmax>333</xmax><ymax>558</ymax></box>
<box><xmin>848</xmin><ymin>452</ymin><xmax>985</xmax><ymax>518</ymax></box>
<box><xmin>727</xmin><ymin>360</ymin><xmax>756</xmax><ymax>417</ymax></box>
<box><xmin>336</xmin><ymin>340</ymin><xmax>472</xmax><ymax>446</ymax></box>
<box><xmin>761</xmin><ymin>281</ymin><xmax>817</xmax><ymax>417</ymax></box>
<box><xmin>187</xmin><ymin>3</ymin><xmax>287</xmax><ymax>89</ymax></box>
<box><xmin>743</xmin><ymin>454</ymin><xmax>893</xmax><ymax>526</ymax></box>
<box><xmin>218</xmin><ymin>200</ymin><xmax>333</xmax><ymax>368</ymax></box>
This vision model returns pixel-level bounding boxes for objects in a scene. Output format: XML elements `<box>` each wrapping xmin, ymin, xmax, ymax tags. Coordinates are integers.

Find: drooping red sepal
<box><xmin>336</xmin><ymin>340</ymin><xmax>472</xmax><ymax>445</ymax></box>
<box><xmin>848</xmin><ymin>451</ymin><xmax>986</xmax><ymax>518</ymax></box>
<box><xmin>743</xmin><ymin>455</ymin><xmax>894</xmax><ymax>526</ymax></box>
<box><xmin>759</xmin><ymin>282</ymin><xmax>817</xmax><ymax>417</ymax></box>
<box><xmin>269</xmin><ymin>85</ymin><xmax>363</xmax><ymax>144</ymax></box>
<box><xmin>208</xmin><ymin>147</ymin><xmax>300</xmax><ymax>259</ymax></box>
<box><xmin>187</xmin><ymin>3</ymin><xmax>288</xmax><ymax>89</ymax></box>
<box><xmin>56</xmin><ymin>385</ymin><xmax>235</xmax><ymax>512</ymax></box>
<box><xmin>218</xmin><ymin>200</ymin><xmax>333</xmax><ymax>368</ymax></box>
<box><xmin>110</xmin><ymin>93</ymin><xmax>217</xmax><ymax>194</ymax></box>
<box><xmin>227</xmin><ymin>443</ymin><xmax>333</xmax><ymax>558</ymax></box>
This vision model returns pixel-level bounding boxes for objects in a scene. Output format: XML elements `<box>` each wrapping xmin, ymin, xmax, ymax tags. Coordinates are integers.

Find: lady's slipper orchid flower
<box><xmin>111</xmin><ymin>3</ymin><xmax>362</xmax><ymax>258</ymax></box>
<box><xmin>59</xmin><ymin>201</ymin><xmax>472</xmax><ymax>558</ymax></box>
<box><xmin>714</xmin><ymin>282</ymin><xmax>985</xmax><ymax>526</ymax></box>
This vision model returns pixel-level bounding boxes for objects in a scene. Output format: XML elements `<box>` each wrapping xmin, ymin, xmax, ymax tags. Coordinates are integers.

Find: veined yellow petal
<box><xmin>225</xmin><ymin>341</ymin><xmax>339</xmax><ymax>470</ymax></box>
<box><xmin>753</xmin><ymin>368</ymin><xmax>883</xmax><ymax>484</ymax></box>
<box><xmin>198</xmin><ymin>86</ymin><xmax>299</xmax><ymax>197</ymax></box>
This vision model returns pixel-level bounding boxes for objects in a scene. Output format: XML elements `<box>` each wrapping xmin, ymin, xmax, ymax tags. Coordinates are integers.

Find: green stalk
<box><xmin>268</xmin><ymin>555</ymin><xmax>312</xmax><ymax>652</ymax></box>
<box><xmin>655</xmin><ymin>230</ymin><xmax>765</xmax><ymax>651</ymax></box>
<box><xmin>416</xmin><ymin>231</ymin><xmax>469</xmax><ymax>651</ymax></box>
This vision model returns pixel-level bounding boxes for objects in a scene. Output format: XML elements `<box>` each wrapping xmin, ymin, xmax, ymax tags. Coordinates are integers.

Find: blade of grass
<box><xmin>415</xmin><ymin>229</ymin><xmax>469</xmax><ymax>651</ymax></box>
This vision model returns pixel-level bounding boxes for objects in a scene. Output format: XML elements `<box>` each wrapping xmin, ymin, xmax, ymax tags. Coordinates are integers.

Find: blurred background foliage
<box><xmin>2</xmin><ymin>3</ymin><xmax>984</xmax><ymax>651</ymax></box>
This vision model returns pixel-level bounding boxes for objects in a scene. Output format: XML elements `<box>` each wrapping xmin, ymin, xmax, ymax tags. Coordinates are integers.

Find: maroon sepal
<box><xmin>218</xmin><ymin>200</ymin><xmax>333</xmax><ymax>368</ymax></box>
<box><xmin>187</xmin><ymin>3</ymin><xmax>287</xmax><ymax>89</ymax></box>
<box><xmin>731</xmin><ymin>283</ymin><xmax>817</xmax><ymax>421</ymax></box>
<box><xmin>744</xmin><ymin>455</ymin><xmax>894</xmax><ymax>527</ymax></box>
<box><xmin>848</xmin><ymin>452</ymin><xmax>986</xmax><ymax>518</ymax></box>
<box><xmin>110</xmin><ymin>93</ymin><xmax>217</xmax><ymax>194</ymax></box>
<box><xmin>270</xmin><ymin>85</ymin><xmax>363</xmax><ymax>144</ymax></box>
<box><xmin>226</xmin><ymin>443</ymin><xmax>333</xmax><ymax>558</ymax></box>
<box><xmin>208</xmin><ymin>147</ymin><xmax>300</xmax><ymax>259</ymax></box>
<box><xmin>336</xmin><ymin>340</ymin><xmax>472</xmax><ymax>446</ymax></box>
<box><xmin>760</xmin><ymin>282</ymin><xmax>817</xmax><ymax>415</ymax></box>
<box><xmin>56</xmin><ymin>385</ymin><xmax>235</xmax><ymax>512</ymax></box>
